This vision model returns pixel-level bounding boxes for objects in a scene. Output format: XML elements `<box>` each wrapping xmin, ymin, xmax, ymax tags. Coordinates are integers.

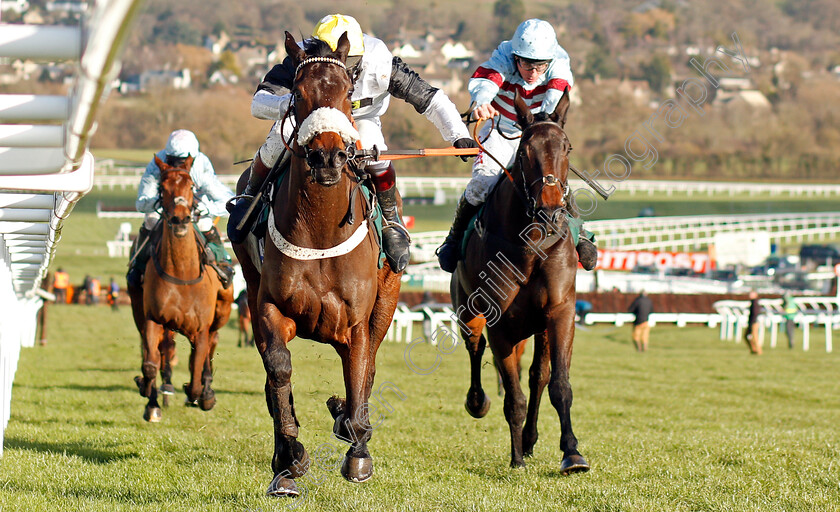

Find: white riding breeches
<box><xmin>464</xmin><ymin>123</ymin><xmax>519</xmax><ymax>206</ymax></box>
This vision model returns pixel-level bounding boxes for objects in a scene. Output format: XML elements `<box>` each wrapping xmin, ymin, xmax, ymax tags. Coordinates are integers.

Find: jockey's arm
<box><xmin>135</xmin><ymin>157</ymin><xmax>162</xmax><ymax>213</ymax></box>
<box><xmin>251</xmin><ymin>58</ymin><xmax>295</xmax><ymax>121</ymax></box>
<box><xmin>192</xmin><ymin>153</ymin><xmax>233</xmax><ymax>218</ymax></box>
<box><xmin>388</xmin><ymin>57</ymin><xmax>470</xmax><ymax>144</ymax></box>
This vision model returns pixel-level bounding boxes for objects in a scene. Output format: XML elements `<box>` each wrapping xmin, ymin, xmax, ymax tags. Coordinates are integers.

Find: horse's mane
<box><xmin>303</xmin><ymin>38</ymin><xmax>335</xmax><ymax>57</ymax></box>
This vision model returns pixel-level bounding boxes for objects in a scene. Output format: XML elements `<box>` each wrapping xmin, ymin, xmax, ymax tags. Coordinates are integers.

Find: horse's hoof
<box><xmin>160</xmin><ymin>384</ymin><xmax>175</xmax><ymax>395</ymax></box>
<box><xmin>143</xmin><ymin>406</ymin><xmax>162</xmax><ymax>423</ymax></box>
<box><xmin>560</xmin><ymin>454</ymin><xmax>590</xmax><ymax>475</ymax></box>
<box><xmin>266</xmin><ymin>473</ymin><xmax>299</xmax><ymax>497</ymax></box>
<box><xmin>184</xmin><ymin>397</ymin><xmax>198</xmax><ymax>407</ymax></box>
<box><xmin>510</xmin><ymin>458</ymin><xmax>526</xmax><ymax>469</ymax></box>
<box><xmin>199</xmin><ymin>391</ymin><xmax>216</xmax><ymax>411</ymax></box>
<box><xmin>341</xmin><ymin>455</ymin><xmax>373</xmax><ymax>483</ymax></box>
<box><xmin>465</xmin><ymin>389</ymin><xmax>491</xmax><ymax>418</ymax></box>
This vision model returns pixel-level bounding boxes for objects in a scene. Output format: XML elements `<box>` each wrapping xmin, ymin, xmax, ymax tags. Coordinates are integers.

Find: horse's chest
<box><xmin>272</xmin><ymin>270</ymin><xmax>374</xmax><ymax>339</ymax></box>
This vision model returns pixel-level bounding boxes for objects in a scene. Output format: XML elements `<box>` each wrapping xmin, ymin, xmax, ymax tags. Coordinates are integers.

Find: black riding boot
<box><xmin>376</xmin><ymin>187</ymin><xmax>411</xmax><ymax>273</ymax></box>
<box><xmin>203</xmin><ymin>226</ymin><xmax>234</xmax><ymax>289</ymax></box>
<box><xmin>436</xmin><ymin>195</ymin><xmax>482</xmax><ymax>273</ymax></box>
<box><xmin>227</xmin><ymin>154</ymin><xmax>272</xmax><ymax>244</ymax></box>
<box><xmin>126</xmin><ymin>226</ymin><xmax>151</xmax><ymax>288</ymax></box>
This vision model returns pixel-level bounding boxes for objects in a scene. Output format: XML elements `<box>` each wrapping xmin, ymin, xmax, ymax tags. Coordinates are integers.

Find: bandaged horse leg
<box><xmin>371</xmin><ymin>163</ymin><xmax>411</xmax><ymax>273</ymax></box>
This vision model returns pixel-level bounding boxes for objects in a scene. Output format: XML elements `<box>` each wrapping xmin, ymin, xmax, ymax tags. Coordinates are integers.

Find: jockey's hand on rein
<box><xmin>454</xmin><ymin>137</ymin><xmax>478</xmax><ymax>162</ymax></box>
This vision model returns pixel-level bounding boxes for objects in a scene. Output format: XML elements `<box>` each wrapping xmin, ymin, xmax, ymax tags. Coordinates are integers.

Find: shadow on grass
<box><xmin>4</xmin><ymin>436</ymin><xmax>139</xmax><ymax>464</ymax></box>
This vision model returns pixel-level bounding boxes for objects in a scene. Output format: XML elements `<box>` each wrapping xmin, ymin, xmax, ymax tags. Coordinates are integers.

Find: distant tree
<box><xmin>493</xmin><ymin>0</ymin><xmax>526</xmax><ymax>41</ymax></box>
<box><xmin>639</xmin><ymin>54</ymin><xmax>672</xmax><ymax>93</ymax></box>
<box><xmin>582</xmin><ymin>45</ymin><xmax>617</xmax><ymax>80</ymax></box>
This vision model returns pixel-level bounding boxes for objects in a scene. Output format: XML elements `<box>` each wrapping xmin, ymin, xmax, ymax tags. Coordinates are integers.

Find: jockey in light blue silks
<box><xmin>226</xmin><ymin>14</ymin><xmax>477</xmax><ymax>273</ymax></box>
<box><xmin>436</xmin><ymin>19</ymin><xmax>598</xmax><ymax>273</ymax></box>
<box><xmin>127</xmin><ymin>129</ymin><xmax>235</xmax><ymax>288</ymax></box>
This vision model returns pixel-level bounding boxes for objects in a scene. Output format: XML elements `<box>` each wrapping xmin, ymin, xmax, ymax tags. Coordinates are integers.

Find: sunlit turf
<box><xmin>1</xmin><ymin>305</ymin><xmax>838</xmax><ymax>511</ymax></box>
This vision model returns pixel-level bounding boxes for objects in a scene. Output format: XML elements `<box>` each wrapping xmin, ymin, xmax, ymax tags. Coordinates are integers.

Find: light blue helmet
<box><xmin>511</xmin><ymin>19</ymin><xmax>559</xmax><ymax>61</ymax></box>
<box><xmin>164</xmin><ymin>129</ymin><xmax>200</xmax><ymax>158</ymax></box>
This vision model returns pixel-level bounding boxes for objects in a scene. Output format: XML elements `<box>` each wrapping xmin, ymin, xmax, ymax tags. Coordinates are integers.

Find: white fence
<box><xmin>713</xmin><ymin>297</ymin><xmax>838</xmax><ymax>352</ymax></box>
<box><xmin>0</xmin><ymin>0</ymin><xmax>145</xmax><ymax>456</ymax></box>
<box><xmin>92</xmin><ymin>172</ymin><xmax>840</xmax><ymax>200</ymax></box>
<box><xmin>407</xmin><ymin>212</ymin><xmax>840</xmax><ymax>257</ymax></box>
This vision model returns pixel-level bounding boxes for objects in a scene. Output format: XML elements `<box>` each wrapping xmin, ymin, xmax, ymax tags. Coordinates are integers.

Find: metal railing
<box><xmin>0</xmin><ymin>0</ymin><xmax>146</xmax><ymax>456</ymax></box>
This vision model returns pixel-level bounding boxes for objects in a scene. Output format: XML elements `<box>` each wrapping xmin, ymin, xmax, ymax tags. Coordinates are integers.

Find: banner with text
<box><xmin>596</xmin><ymin>249</ymin><xmax>714</xmax><ymax>273</ymax></box>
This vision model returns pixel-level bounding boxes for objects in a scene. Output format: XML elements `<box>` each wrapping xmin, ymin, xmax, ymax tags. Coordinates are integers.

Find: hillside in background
<box><xmin>4</xmin><ymin>0</ymin><xmax>839</xmax><ymax>178</ymax></box>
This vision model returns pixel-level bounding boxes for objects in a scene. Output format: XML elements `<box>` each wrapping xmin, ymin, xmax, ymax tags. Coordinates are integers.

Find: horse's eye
<box><xmin>293</xmin><ymin>90</ymin><xmax>302</xmax><ymax>102</ymax></box>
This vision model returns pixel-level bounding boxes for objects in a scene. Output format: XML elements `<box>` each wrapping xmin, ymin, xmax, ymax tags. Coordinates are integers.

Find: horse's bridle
<box><xmin>515</xmin><ymin>123</ymin><xmax>573</xmax><ymax>221</ymax></box>
<box><xmin>284</xmin><ymin>56</ymin><xmax>357</xmax><ymax>174</ymax></box>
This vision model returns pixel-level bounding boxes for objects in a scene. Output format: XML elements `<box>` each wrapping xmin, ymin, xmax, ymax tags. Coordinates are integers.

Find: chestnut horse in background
<box><xmin>128</xmin><ymin>155</ymin><xmax>233</xmax><ymax>422</ymax></box>
<box><xmin>453</xmin><ymin>90</ymin><xmax>589</xmax><ymax>474</ymax></box>
<box><xmin>232</xmin><ymin>33</ymin><xmax>401</xmax><ymax>497</ymax></box>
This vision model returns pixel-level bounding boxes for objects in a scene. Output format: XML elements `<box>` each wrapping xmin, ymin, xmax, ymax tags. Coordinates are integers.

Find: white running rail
<box><xmin>0</xmin><ymin>0</ymin><xmax>146</xmax><ymax>456</ymax></box>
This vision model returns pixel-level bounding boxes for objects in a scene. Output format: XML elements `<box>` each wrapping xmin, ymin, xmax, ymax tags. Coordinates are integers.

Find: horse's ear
<box><xmin>154</xmin><ymin>154</ymin><xmax>168</xmax><ymax>172</ymax></box>
<box><xmin>184</xmin><ymin>155</ymin><xmax>194</xmax><ymax>170</ymax></box>
<box><xmin>284</xmin><ymin>31</ymin><xmax>305</xmax><ymax>65</ymax></box>
<box><xmin>549</xmin><ymin>86</ymin><xmax>571</xmax><ymax>128</ymax></box>
<box><xmin>334</xmin><ymin>32</ymin><xmax>350</xmax><ymax>63</ymax></box>
<box><xmin>513</xmin><ymin>90</ymin><xmax>534</xmax><ymax>128</ymax></box>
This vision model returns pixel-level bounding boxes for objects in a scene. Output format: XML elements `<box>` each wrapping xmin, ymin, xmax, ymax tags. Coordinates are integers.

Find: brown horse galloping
<box><xmin>128</xmin><ymin>155</ymin><xmax>233</xmax><ymax>422</ymax></box>
<box><xmin>232</xmin><ymin>33</ymin><xmax>401</xmax><ymax>496</ymax></box>
<box><xmin>453</xmin><ymin>90</ymin><xmax>590</xmax><ymax>473</ymax></box>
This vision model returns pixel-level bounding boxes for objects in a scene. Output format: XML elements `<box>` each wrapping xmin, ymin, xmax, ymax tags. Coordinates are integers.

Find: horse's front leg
<box><xmin>259</xmin><ymin>300</ymin><xmax>307</xmax><ymax>497</ymax></box>
<box><xmin>197</xmin><ymin>330</ymin><xmax>219</xmax><ymax>411</ymax></box>
<box><xmin>159</xmin><ymin>330</ymin><xmax>176</xmax><ymax>406</ymax></box>
<box><xmin>523</xmin><ymin>331</ymin><xmax>550</xmax><ymax>457</ymax></box>
<box><xmin>493</xmin><ymin>338</ymin><xmax>528</xmax><ymax>468</ymax></box>
<box><xmin>547</xmin><ymin>306</ymin><xmax>589</xmax><ymax>475</ymax></box>
<box><xmin>463</xmin><ymin>317</ymin><xmax>491</xmax><ymax>418</ymax></box>
<box><xmin>184</xmin><ymin>330</ymin><xmax>209</xmax><ymax>408</ymax></box>
<box><xmin>136</xmin><ymin>320</ymin><xmax>164</xmax><ymax>422</ymax></box>
<box><xmin>334</xmin><ymin>323</ymin><xmax>375</xmax><ymax>483</ymax></box>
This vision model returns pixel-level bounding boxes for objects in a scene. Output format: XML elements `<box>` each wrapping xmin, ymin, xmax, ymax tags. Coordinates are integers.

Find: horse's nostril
<box><xmin>333</xmin><ymin>150</ymin><xmax>348</xmax><ymax>168</ymax></box>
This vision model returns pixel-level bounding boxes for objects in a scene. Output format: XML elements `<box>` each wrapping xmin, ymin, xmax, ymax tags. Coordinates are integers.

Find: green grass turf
<box><xmin>2</xmin><ymin>306</ymin><xmax>838</xmax><ymax>511</ymax></box>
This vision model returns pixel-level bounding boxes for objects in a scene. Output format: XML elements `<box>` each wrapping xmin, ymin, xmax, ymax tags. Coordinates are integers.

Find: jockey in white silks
<box><xmin>128</xmin><ymin>129</ymin><xmax>235</xmax><ymax>288</ymax></box>
<box><xmin>226</xmin><ymin>14</ymin><xmax>477</xmax><ymax>273</ymax></box>
<box><xmin>436</xmin><ymin>18</ymin><xmax>598</xmax><ymax>273</ymax></box>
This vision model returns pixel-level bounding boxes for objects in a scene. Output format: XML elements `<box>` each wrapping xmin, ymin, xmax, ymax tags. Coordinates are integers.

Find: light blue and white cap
<box><xmin>511</xmin><ymin>19</ymin><xmax>558</xmax><ymax>61</ymax></box>
<box><xmin>164</xmin><ymin>129</ymin><xmax>200</xmax><ymax>158</ymax></box>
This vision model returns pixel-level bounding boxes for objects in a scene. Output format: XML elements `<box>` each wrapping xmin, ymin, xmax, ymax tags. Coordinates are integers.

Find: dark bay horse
<box><xmin>453</xmin><ymin>90</ymin><xmax>589</xmax><ymax>473</ymax></box>
<box><xmin>128</xmin><ymin>155</ymin><xmax>233</xmax><ymax>422</ymax></box>
<box><xmin>231</xmin><ymin>32</ymin><xmax>401</xmax><ymax>496</ymax></box>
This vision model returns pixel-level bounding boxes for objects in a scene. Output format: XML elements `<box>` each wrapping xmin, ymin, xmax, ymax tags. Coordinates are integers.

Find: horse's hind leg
<box><xmin>494</xmin><ymin>339</ymin><xmax>529</xmax><ymax>468</ymax></box>
<box><xmin>198</xmin><ymin>330</ymin><xmax>219</xmax><ymax>411</ymax></box>
<box><xmin>258</xmin><ymin>303</ymin><xmax>307</xmax><ymax>497</ymax></box>
<box><xmin>463</xmin><ymin>317</ymin><xmax>490</xmax><ymax>418</ymax></box>
<box><xmin>547</xmin><ymin>309</ymin><xmax>589</xmax><ymax>475</ymax></box>
<box><xmin>135</xmin><ymin>320</ymin><xmax>164</xmax><ymax>422</ymax></box>
<box><xmin>523</xmin><ymin>331</ymin><xmax>550</xmax><ymax>457</ymax></box>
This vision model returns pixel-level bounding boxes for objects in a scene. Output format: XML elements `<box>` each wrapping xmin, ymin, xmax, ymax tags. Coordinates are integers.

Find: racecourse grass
<box><xmin>1</xmin><ymin>305</ymin><xmax>838</xmax><ymax>511</ymax></box>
